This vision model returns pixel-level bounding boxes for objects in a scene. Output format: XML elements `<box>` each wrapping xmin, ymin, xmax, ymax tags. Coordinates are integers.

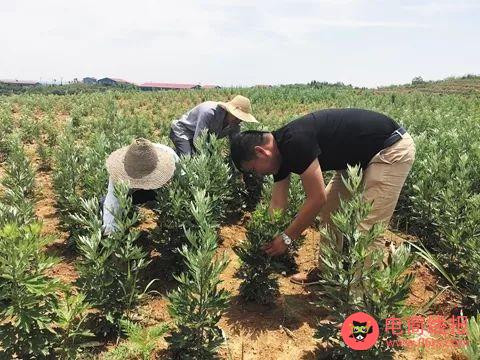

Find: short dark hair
<box><xmin>230</xmin><ymin>130</ymin><xmax>270</xmax><ymax>172</ymax></box>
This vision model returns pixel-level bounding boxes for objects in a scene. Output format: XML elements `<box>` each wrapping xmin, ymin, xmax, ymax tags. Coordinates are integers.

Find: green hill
<box><xmin>378</xmin><ymin>74</ymin><xmax>480</xmax><ymax>94</ymax></box>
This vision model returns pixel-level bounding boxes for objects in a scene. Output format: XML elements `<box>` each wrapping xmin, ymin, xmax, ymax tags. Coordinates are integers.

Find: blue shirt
<box><xmin>171</xmin><ymin>101</ymin><xmax>240</xmax><ymax>140</ymax></box>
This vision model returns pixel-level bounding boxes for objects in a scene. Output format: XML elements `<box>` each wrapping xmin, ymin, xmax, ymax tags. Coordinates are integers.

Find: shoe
<box><xmin>290</xmin><ymin>267</ymin><xmax>321</xmax><ymax>286</ymax></box>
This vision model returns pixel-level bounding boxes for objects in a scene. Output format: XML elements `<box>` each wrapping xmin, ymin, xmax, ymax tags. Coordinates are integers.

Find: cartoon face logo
<box><xmin>341</xmin><ymin>312</ymin><xmax>379</xmax><ymax>350</ymax></box>
<box><xmin>349</xmin><ymin>320</ymin><xmax>373</xmax><ymax>342</ymax></box>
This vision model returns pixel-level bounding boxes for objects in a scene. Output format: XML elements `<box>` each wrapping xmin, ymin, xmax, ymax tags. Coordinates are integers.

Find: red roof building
<box><xmin>139</xmin><ymin>82</ymin><xmax>201</xmax><ymax>90</ymax></box>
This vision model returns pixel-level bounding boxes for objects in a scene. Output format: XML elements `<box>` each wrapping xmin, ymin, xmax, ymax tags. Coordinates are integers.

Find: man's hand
<box><xmin>263</xmin><ymin>235</ymin><xmax>287</xmax><ymax>257</ymax></box>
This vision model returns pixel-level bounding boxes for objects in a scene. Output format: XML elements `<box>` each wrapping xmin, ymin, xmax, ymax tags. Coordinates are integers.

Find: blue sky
<box><xmin>1</xmin><ymin>0</ymin><xmax>478</xmax><ymax>87</ymax></box>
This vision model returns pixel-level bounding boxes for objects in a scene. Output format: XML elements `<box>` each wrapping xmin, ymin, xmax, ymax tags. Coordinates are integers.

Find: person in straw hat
<box><xmin>102</xmin><ymin>138</ymin><xmax>179</xmax><ymax>235</ymax></box>
<box><xmin>169</xmin><ymin>95</ymin><xmax>258</xmax><ymax>156</ymax></box>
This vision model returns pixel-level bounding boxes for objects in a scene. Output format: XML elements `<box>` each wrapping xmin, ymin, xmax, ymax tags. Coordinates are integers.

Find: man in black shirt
<box><xmin>230</xmin><ymin>108</ymin><xmax>415</xmax><ymax>285</ymax></box>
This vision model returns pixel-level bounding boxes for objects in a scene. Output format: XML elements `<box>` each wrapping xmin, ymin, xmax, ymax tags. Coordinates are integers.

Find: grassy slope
<box><xmin>378</xmin><ymin>75</ymin><xmax>480</xmax><ymax>94</ymax></box>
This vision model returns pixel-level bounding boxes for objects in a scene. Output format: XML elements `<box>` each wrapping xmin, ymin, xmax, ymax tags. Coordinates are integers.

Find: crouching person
<box><xmin>102</xmin><ymin>138</ymin><xmax>179</xmax><ymax>235</ymax></box>
<box><xmin>169</xmin><ymin>95</ymin><xmax>258</xmax><ymax>156</ymax></box>
<box><xmin>230</xmin><ymin>108</ymin><xmax>416</xmax><ymax>286</ymax></box>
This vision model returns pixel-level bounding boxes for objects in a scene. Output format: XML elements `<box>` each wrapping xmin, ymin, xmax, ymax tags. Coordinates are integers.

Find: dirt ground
<box><xmin>19</xmin><ymin>152</ymin><xmax>468</xmax><ymax>360</ymax></box>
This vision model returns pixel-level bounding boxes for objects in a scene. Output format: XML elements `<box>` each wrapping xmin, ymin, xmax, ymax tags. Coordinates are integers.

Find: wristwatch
<box><xmin>280</xmin><ymin>232</ymin><xmax>292</xmax><ymax>248</ymax></box>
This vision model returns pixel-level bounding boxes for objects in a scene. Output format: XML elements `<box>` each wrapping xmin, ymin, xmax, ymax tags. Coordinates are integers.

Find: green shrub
<box><xmin>103</xmin><ymin>319</ymin><xmax>169</xmax><ymax>360</ymax></box>
<box><xmin>53</xmin><ymin>127</ymin><xmax>83</xmax><ymax>229</ymax></box>
<box><xmin>0</xmin><ymin>135</ymin><xmax>36</xmax><ymax>226</ymax></box>
<box><xmin>463</xmin><ymin>314</ymin><xmax>480</xmax><ymax>360</ymax></box>
<box><xmin>154</xmin><ymin>132</ymin><xmax>233</xmax><ymax>274</ymax></box>
<box><xmin>314</xmin><ymin>166</ymin><xmax>415</xmax><ymax>358</ymax></box>
<box><xmin>234</xmin><ymin>203</ymin><xmax>304</xmax><ymax>304</ymax></box>
<box><xmin>74</xmin><ymin>183</ymin><xmax>150</xmax><ymax>336</ymax></box>
<box><xmin>0</xmin><ymin>223</ymin><xmax>62</xmax><ymax>358</ymax></box>
<box><xmin>167</xmin><ymin>190</ymin><xmax>230</xmax><ymax>359</ymax></box>
<box><xmin>0</xmin><ymin>201</ymin><xmax>92</xmax><ymax>358</ymax></box>
<box><xmin>54</xmin><ymin>292</ymin><xmax>94</xmax><ymax>360</ymax></box>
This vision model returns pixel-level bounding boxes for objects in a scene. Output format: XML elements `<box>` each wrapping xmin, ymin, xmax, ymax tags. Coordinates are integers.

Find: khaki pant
<box><xmin>319</xmin><ymin>133</ymin><xmax>416</xmax><ymax>250</ymax></box>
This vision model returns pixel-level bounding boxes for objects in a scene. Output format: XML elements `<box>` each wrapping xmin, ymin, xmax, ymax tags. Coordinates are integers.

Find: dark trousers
<box><xmin>169</xmin><ymin>129</ymin><xmax>195</xmax><ymax>156</ymax></box>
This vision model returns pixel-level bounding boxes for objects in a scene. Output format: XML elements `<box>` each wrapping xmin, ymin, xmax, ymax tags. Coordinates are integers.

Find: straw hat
<box><xmin>106</xmin><ymin>138</ymin><xmax>175</xmax><ymax>190</ymax></box>
<box><xmin>218</xmin><ymin>95</ymin><xmax>258</xmax><ymax>123</ymax></box>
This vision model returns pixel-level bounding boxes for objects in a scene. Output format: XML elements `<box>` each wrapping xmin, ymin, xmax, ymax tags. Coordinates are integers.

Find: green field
<box><xmin>0</xmin><ymin>84</ymin><xmax>479</xmax><ymax>359</ymax></box>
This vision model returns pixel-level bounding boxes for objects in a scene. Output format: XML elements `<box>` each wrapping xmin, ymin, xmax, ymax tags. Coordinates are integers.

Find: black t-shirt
<box><xmin>272</xmin><ymin>108</ymin><xmax>399</xmax><ymax>182</ymax></box>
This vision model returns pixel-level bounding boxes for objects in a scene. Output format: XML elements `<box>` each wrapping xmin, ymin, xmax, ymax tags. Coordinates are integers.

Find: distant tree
<box><xmin>411</xmin><ymin>76</ymin><xmax>425</xmax><ymax>85</ymax></box>
<box><xmin>308</xmin><ymin>80</ymin><xmax>350</xmax><ymax>88</ymax></box>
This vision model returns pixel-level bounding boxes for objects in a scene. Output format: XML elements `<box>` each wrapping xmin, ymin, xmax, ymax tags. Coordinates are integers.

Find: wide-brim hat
<box><xmin>106</xmin><ymin>138</ymin><xmax>175</xmax><ymax>190</ymax></box>
<box><xmin>218</xmin><ymin>95</ymin><xmax>258</xmax><ymax>123</ymax></box>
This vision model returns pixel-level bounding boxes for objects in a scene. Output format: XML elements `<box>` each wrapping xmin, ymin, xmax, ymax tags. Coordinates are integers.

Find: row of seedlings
<box><xmin>0</xmin><ymin>135</ymin><xmax>92</xmax><ymax>359</ymax></box>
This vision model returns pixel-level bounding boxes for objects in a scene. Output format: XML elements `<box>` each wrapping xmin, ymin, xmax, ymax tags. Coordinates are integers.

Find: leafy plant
<box><xmin>103</xmin><ymin>319</ymin><xmax>169</xmax><ymax>360</ymax></box>
<box><xmin>189</xmin><ymin>132</ymin><xmax>233</xmax><ymax>221</ymax></box>
<box><xmin>80</xmin><ymin>131</ymin><xmax>110</xmax><ymax>200</ymax></box>
<box><xmin>0</xmin><ymin>108</ymin><xmax>14</xmax><ymax>161</ymax></box>
<box><xmin>261</xmin><ymin>174</ymin><xmax>307</xmax><ymax>220</ymax></box>
<box><xmin>53</xmin><ymin>127</ymin><xmax>111</xmax><ymax>233</ymax></box>
<box><xmin>227</xmin><ymin>167</ymin><xmax>264</xmax><ymax>214</ymax></box>
<box><xmin>314</xmin><ymin>165</ymin><xmax>415</xmax><ymax>358</ymax></box>
<box><xmin>55</xmin><ymin>292</ymin><xmax>95</xmax><ymax>360</ymax></box>
<box><xmin>74</xmin><ymin>182</ymin><xmax>150</xmax><ymax>336</ymax></box>
<box><xmin>0</xmin><ymin>223</ymin><xmax>62</xmax><ymax>358</ymax></box>
<box><xmin>0</xmin><ymin>135</ymin><xmax>36</xmax><ymax>226</ymax></box>
<box><xmin>167</xmin><ymin>190</ymin><xmax>230</xmax><ymax>359</ymax></box>
<box><xmin>0</xmin><ymin>134</ymin><xmax>93</xmax><ymax>358</ymax></box>
<box><xmin>463</xmin><ymin>314</ymin><xmax>480</xmax><ymax>360</ymax></box>
<box><xmin>19</xmin><ymin>112</ymin><xmax>41</xmax><ymax>143</ymax></box>
<box><xmin>53</xmin><ymin>126</ymin><xmax>83</xmax><ymax>229</ymax></box>
<box><xmin>154</xmin><ymin>132</ymin><xmax>233</xmax><ymax>275</ymax></box>
<box><xmin>234</xmin><ymin>203</ymin><xmax>304</xmax><ymax>304</ymax></box>
<box><xmin>37</xmin><ymin>139</ymin><xmax>52</xmax><ymax>171</ymax></box>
